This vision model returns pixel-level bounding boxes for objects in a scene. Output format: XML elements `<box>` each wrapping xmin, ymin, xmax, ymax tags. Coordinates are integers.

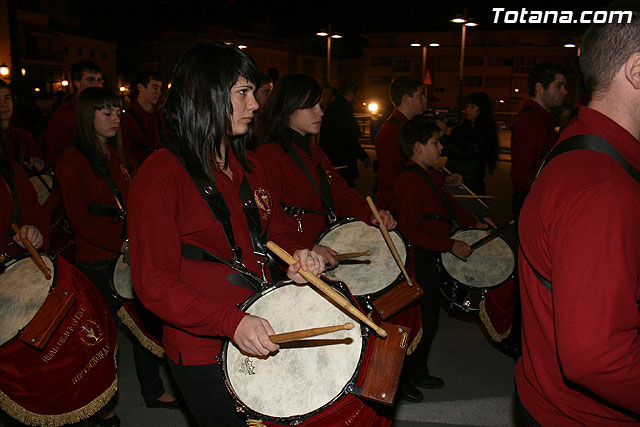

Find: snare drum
<box><xmin>222</xmin><ymin>281</ymin><xmax>369</xmax><ymax>425</ymax></box>
<box><xmin>316</xmin><ymin>218</ymin><xmax>410</xmax><ymax>311</ymax></box>
<box><xmin>111</xmin><ymin>255</ymin><xmax>164</xmax><ymax>357</ymax></box>
<box><xmin>439</xmin><ymin>228</ymin><xmax>516</xmax><ymax>312</ymax></box>
<box><xmin>27</xmin><ymin>171</ymin><xmax>55</xmax><ymax>206</ymax></box>
<box><xmin>0</xmin><ymin>252</ymin><xmax>117</xmax><ymax>426</ymax></box>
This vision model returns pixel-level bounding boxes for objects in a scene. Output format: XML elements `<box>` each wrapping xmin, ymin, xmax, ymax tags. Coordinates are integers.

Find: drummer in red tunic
<box><xmin>127</xmin><ymin>42</ymin><xmax>325</xmax><ymax>427</ymax></box>
<box><xmin>394</xmin><ymin>117</ymin><xmax>495</xmax><ymax>394</ymax></box>
<box><xmin>55</xmin><ymin>87</ymin><xmax>176</xmax><ymax>426</ymax></box>
<box><xmin>256</xmin><ymin>73</ymin><xmax>395</xmax><ymax>265</ymax></box>
<box><xmin>0</xmin><ymin>155</ymin><xmax>49</xmax><ymax>256</ymax></box>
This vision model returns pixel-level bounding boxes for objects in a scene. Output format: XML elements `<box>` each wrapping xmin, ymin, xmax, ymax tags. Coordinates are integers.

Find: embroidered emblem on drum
<box><xmin>254</xmin><ymin>188</ymin><xmax>272</xmax><ymax>220</ymax></box>
<box><xmin>78</xmin><ymin>320</ymin><xmax>104</xmax><ymax>346</ymax></box>
<box><xmin>240</xmin><ymin>357</ymin><xmax>256</xmax><ymax>375</ymax></box>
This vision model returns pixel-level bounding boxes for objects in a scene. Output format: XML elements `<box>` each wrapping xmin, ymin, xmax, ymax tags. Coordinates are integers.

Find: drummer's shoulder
<box><xmin>133</xmin><ymin>148</ymin><xmax>186</xmax><ymax>184</ymax></box>
<box><xmin>254</xmin><ymin>141</ymin><xmax>284</xmax><ymax>158</ymax></box>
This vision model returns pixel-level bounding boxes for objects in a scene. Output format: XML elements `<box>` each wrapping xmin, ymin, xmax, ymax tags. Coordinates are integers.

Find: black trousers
<box><xmin>168</xmin><ymin>358</ymin><xmax>245</xmax><ymax>427</ymax></box>
<box><xmin>75</xmin><ymin>258</ymin><xmax>166</xmax><ymax>401</ymax></box>
<box><xmin>403</xmin><ymin>247</ymin><xmax>441</xmax><ymax>381</ymax></box>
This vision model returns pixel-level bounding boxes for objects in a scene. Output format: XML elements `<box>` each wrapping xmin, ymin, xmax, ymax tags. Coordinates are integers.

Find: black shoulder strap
<box><xmin>4</xmin><ymin>179</ymin><xmax>20</xmax><ymax>236</ymax></box>
<box><xmin>165</xmin><ymin>141</ymin><xmax>270</xmax><ymax>290</ymax></box>
<box><xmin>404</xmin><ymin>164</ymin><xmax>457</xmax><ymax>222</ymax></box>
<box><xmin>101</xmin><ymin>167</ymin><xmax>127</xmax><ymax>238</ymax></box>
<box><xmin>284</xmin><ymin>142</ymin><xmax>337</xmax><ymax>223</ymax></box>
<box><xmin>528</xmin><ymin>134</ymin><xmax>640</xmax><ymax>292</ymax></box>
<box><xmin>537</xmin><ymin>134</ymin><xmax>640</xmax><ymax>184</ymax></box>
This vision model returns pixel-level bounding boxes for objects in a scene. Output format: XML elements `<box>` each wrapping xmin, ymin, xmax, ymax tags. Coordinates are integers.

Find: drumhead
<box><xmin>317</xmin><ymin>219</ymin><xmax>408</xmax><ymax>297</ymax></box>
<box><xmin>28</xmin><ymin>174</ymin><xmax>54</xmax><ymax>206</ymax></box>
<box><xmin>223</xmin><ymin>282</ymin><xmax>365</xmax><ymax>421</ymax></box>
<box><xmin>441</xmin><ymin>229</ymin><xmax>515</xmax><ymax>289</ymax></box>
<box><xmin>112</xmin><ymin>255</ymin><xmax>135</xmax><ymax>300</ymax></box>
<box><xmin>0</xmin><ymin>253</ymin><xmax>55</xmax><ymax>345</ymax></box>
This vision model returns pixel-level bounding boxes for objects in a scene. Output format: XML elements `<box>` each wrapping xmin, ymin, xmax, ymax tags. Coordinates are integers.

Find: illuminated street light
<box><xmin>564</xmin><ymin>43</ymin><xmax>576</xmax><ymax>48</ymax></box>
<box><xmin>451</xmin><ymin>9</ymin><xmax>478</xmax><ymax>110</ymax></box>
<box><xmin>34</xmin><ymin>88</ymin><xmax>40</xmax><ymax>92</ymax></box>
<box><xmin>21</xmin><ymin>68</ymin><xmax>26</xmax><ymax>76</ymax></box>
<box><xmin>316</xmin><ymin>24</ymin><xmax>341</xmax><ymax>85</ymax></box>
<box><xmin>368</xmin><ymin>102</ymin><xmax>379</xmax><ymax>114</ymax></box>
<box><xmin>238</xmin><ymin>44</ymin><xmax>247</xmax><ymax>49</ymax></box>
<box><xmin>119</xmin><ymin>86</ymin><xmax>126</xmax><ymax>92</ymax></box>
<box><xmin>0</xmin><ymin>63</ymin><xmax>9</xmax><ymax>77</ymax></box>
<box><xmin>61</xmin><ymin>80</ymin><xmax>69</xmax><ymax>87</ymax></box>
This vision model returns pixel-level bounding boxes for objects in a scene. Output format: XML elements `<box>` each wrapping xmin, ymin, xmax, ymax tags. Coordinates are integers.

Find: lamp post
<box><xmin>410</xmin><ymin>41</ymin><xmax>439</xmax><ymax>108</ymax></box>
<box><xmin>316</xmin><ymin>24</ymin><xmax>342</xmax><ymax>85</ymax></box>
<box><xmin>451</xmin><ymin>10</ymin><xmax>478</xmax><ymax>110</ymax></box>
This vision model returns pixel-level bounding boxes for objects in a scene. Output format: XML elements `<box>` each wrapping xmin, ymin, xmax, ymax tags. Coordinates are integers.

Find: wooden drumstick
<box><xmin>269</xmin><ymin>322</ymin><xmax>354</xmax><ymax>343</ymax></box>
<box><xmin>333</xmin><ymin>251</ymin><xmax>371</xmax><ymax>261</ymax></box>
<box><xmin>442</xmin><ymin>167</ymin><xmax>490</xmax><ymax>209</ymax></box>
<box><xmin>365</xmin><ymin>196</ymin><xmax>414</xmax><ymax>288</ymax></box>
<box><xmin>11</xmin><ymin>223</ymin><xmax>51</xmax><ymax>280</ymax></box>
<box><xmin>266</xmin><ymin>241</ymin><xmax>387</xmax><ymax>338</ymax></box>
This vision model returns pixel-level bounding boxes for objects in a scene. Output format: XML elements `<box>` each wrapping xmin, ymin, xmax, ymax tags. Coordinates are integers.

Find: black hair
<box><xmin>260</xmin><ymin>73</ymin><xmax>322</xmax><ymax>146</ymax></box>
<box><xmin>73</xmin><ymin>87</ymin><xmax>132</xmax><ymax>180</ymax></box>
<box><xmin>465</xmin><ymin>92</ymin><xmax>500</xmax><ymax>173</ymax></box>
<box><xmin>527</xmin><ymin>63</ymin><xmax>566</xmax><ymax>97</ymax></box>
<box><xmin>390</xmin><ymin>76</ymin><xmax>422</xmax><ymax>107</ymax></box>
<box><xmin>131</xmin><ymin>70</ymin><xmax>162</xmax><ymax>99</ymax></box>
<box><xmin>70</xmin><ymin>60</ymin><xmax>101</xmax><ymax>84</ymax></box>
<box><xmin>399</xmin><ymin>117</ymin><xmax>441</xmax><ymax>158</ymax></box>
<box><xmin>163</xmin><ymin>41</ymin><xmax>260</xmax><ymax>181</ymax></box>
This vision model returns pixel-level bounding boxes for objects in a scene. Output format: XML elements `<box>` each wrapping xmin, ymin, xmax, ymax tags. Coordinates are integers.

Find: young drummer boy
<box><xmin>394</xmin><ymin>117</ymin><xmax>494</xmax><ymax>393</ymax></box>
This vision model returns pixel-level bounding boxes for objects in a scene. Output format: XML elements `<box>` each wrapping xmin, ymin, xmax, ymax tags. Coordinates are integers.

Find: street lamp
<box><xmin>316</xmin><ymin>24</ymin><xmax>341</xmax><ymax>85</ymax></box>
<box><xmin>0</xmin><ymin>63</ymin><xmax>9</xmax><ymax>78</ymax></box>
<box><xmin>451</xmin><ymin>10</ymin><xmax>478</xmax><ymax>110</ymax></box>
<box><xmin>409</xmin><ymin>41</ymin><xmax>439</xmax><ymax>82</ymax></box>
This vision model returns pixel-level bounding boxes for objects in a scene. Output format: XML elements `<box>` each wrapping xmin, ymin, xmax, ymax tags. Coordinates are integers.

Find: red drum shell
<box><xmin>0</xmin><ymin>253</ymin><xmax>117</xmax><ymax>426</ymax></box>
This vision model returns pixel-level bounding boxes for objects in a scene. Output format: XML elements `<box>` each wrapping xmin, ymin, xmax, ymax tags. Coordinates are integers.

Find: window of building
<box><xmin>78</xmin><ymin>47</ymin><xmax>83</xmax><ymax>56</ymax></box>
<box><xmin>463</xmin><ymin>76</ymin><xmax>482</xmax><ymax>87</ymax></box>
<box><xmin>391</xmin><ymin>58</ymin><xmax>412</xmax><ymax>73</ymax></box>
<box><xmin>370</xmin><ymin>56</ymin><xmax>391</xmax><ymax>67</ymax></box>
<box><xmin>464</xmin><ymin>57</ymin><xmax>484</xmax><ymax>67</ymax></box>
<box><xmin>90</xmin><ymin>50</ymin><xmax>95</xmax><ymax>58</ymax></box>
<box><xmin>485</xmin><ymin>77</ymin><xmax>510</xmax><ymax>88</ymax></box>
<box><xmin>302</xmin><ymin>58</ymin><xmax>315</xmax><ymax>76</ymax></box>
<box><xmin>102</xmin><ymin>52</ymin><xmax>107</xmax><ymax>60</ymax></box>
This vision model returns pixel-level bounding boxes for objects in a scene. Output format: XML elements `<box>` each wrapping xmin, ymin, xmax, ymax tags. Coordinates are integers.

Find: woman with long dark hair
<box><xmin>56</xmin><ymin>87</ymin><xmax>175</xmax><ymax>426</ymax></box>
<box><xmin>445</xmin><ymin>92</ymin><xmax>500</xmax><ymax>195</ymax></box>
<box><xmin>127</xmin><ymin>42</ymin><xmax>324</xmax><ymax>426</ymax></box>
<box><xmin>256</xmin><ymin>73</ymin><xmax>395</xmax><ymax>265</ymax></box>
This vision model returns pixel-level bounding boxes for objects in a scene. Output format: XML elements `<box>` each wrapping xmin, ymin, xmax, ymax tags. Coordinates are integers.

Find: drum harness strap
<box><xmin>403</xmin><ymin>164</ymin><xmax>459</xmax><ymax>232</ymax></box>
<box><xmin>86</xmin><ymin>168</ymin><xmax>128</xmax><ymax>239</ymax></box>
<box><xmin>282</xmin><ymin>139</ymin><xmax>338</xmax><ymax>231</ymax></box>
<box><xmin>127</xmin><ymin>108</ymin><xmax>163</xmax><ymax>155</ymax></box>
<box><xmin>522</xmin><ymin>135</ymin><xmax>640</xmax><ymax>303</ymax></box>
<box><xmin>166</xmin><ymin>141</ymin><xmax>279</xmax><ymax>293</ymax></box>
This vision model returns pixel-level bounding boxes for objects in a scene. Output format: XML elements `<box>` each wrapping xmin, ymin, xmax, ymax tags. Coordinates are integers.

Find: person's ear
<box><xmin>535</xmin><ymin>81</ymin><xmax>545</xmax><ymax>97</ymax></box>
<box><xmin>624</xmin><ymin>52</ymin><xmax>640</xmax><ymax>90</ymax></box>
<box><xmin>136</xmin><ymin>83</ymin><xmax>146</xmax><ymax>93</ymax></box>
<box><xmin>413</xmin><ymin>140</ymin><xmax>423</xmax><ymax>154</ymax></box>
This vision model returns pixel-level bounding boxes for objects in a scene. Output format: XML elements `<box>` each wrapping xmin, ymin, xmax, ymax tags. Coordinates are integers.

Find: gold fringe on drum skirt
<box><xmin>117</xmin><ymin>306</ymin><xmax>165</xmax><ymax>358</ymax></box>
<box><xmin>478</xmin><ymin>299</ymin><xmax>511</xmax><ymax>342</ymax></box>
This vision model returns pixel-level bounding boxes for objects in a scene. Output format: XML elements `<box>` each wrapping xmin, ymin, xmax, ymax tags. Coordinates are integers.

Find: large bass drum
<box><xmin>0</xmin><ymin>252</ymin><xmax>117</xmax><ymax>426</ymax></box>
<box><xmin>221</xmin><ymin>281</ymin><xmax>368</xmax><ymax>425</ymax></box>
<box><xmin>316</xmin><ymin>218</ymin><xmax>410</xmax><ymax>311</ymax></box>
<box><xmin>439</xmin><ymin>228</ymin><xmax>516</xmax><ymax>312</ymax></box>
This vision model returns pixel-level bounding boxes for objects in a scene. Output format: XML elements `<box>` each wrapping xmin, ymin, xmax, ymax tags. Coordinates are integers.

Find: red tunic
<box><xmin>42</xmin><ymin>100</ymin><xmax>75</xmax><ymax>169</ymax></box>
<box><xmin>56</xmin><ymin>145</ymin><xmax>132</xmax><ymax>262</ymax></box>
<box><xmin>1</xmin><ymin>160</ymin><xmax>50</xmax><ymax>255</ymax></box>
<box><xmin>120</xmin><ymin>100</ymin><xmax>164</xmax><ymax>166</ymax></box>
<box><xmin>375</xmin><ymin>109</ymin><xmax>408</xmax><ymax>211</ymax></box>
<box><xmin>394</xmin><ymin>160</ymin><xmax>475</xmax><ymax>252</ymax></box>
<box><xmin>255</xmin><ymin>140</ymin><xmax>371</xmax><ymax>249</ymax></box>
<box><xmin>510</xmin><ymin>99</ymin><xmax>558</xmax><ymax>193</ymax></box>
<box><xmin>515</xmin><ymin>106</ymin><xmax>640</xmax><ymax>425</ymax></box>
<box><xmin>1</xmin><ymin>124</ymin><xmax>44</xmax><ymax>165</ymax></box>
<box><xmin>128</xmin><ymin>148</ymin><xmax>303</xmax><ymax>365</ymax></box>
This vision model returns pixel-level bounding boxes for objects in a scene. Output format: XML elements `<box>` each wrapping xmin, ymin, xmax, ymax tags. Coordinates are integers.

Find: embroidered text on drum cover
<box><xmin>71</xmin><ymin>342</ymin><xmax>112</xmax><ymax>385</ymax></box>
<box><xmin>41</xmin><ymin>305</ymin><xmax>86</xmax><ymax>363</ymax></box>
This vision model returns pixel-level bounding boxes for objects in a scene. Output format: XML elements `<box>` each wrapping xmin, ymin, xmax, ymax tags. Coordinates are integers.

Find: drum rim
<box><xmin>110</xmin><ymin>254</ymin><xmax>135</xmax><ymax>303</ymax></box>
<box><xmin>220</xmin><ymin>279</ymin><xmax>370</xmax><ymax>425</ymax></box>
<box><xmin>439</xmin><ymin>227</ymin><xmax>516</xmax><ymax>293</ymax></box>
<box><xmin>316</xmin><ymin>217</ymin><xmax>412</xmax><ymax>302</ymax></box>
<box><xmin>0</xmin><ymin>251</ymin><xmax>58</xmax><ymax>345</ymax></box>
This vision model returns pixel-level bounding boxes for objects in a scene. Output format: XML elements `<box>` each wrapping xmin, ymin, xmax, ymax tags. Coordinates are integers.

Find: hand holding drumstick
<box><xmin>11</xmin><ymin>223</ymin><xmax>50</xmax><ymax>280</ymax></box>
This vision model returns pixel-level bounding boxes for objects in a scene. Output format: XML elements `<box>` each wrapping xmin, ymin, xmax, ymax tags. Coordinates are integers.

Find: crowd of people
<box><xmin>1</xmin><ymin>11</ymin><xmax>639</xmax><ymax>427</ymax></box>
